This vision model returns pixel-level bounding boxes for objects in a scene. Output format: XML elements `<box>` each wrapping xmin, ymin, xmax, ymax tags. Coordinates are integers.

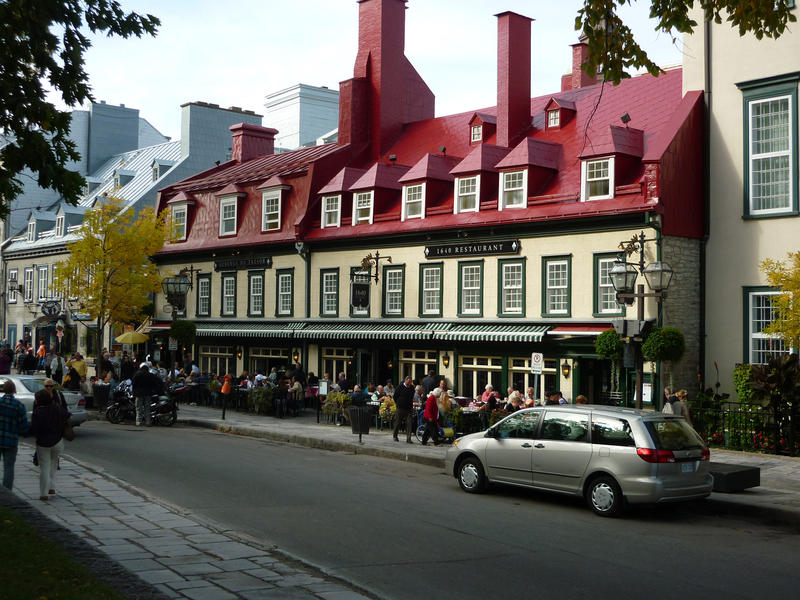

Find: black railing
<box><xmin>692</xmin><ymin>401</ymin><xmax>797</xmax><ymax>456</ymax></box>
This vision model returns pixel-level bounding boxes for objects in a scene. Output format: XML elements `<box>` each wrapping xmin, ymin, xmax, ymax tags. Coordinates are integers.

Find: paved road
<box><xmin>66</xmin><ymin>421</ymin><xmax>799</xmax><ymax>600</ymax></box>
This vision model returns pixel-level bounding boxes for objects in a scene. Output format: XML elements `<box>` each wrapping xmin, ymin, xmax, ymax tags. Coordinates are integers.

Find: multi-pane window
<box><xmin>221</xmin><ymin>274</ymin><xmax>236</xmax><ymax>316</ymax></box>
<box><xmin>500</xmin><ymin>170</ymin><xmax>526</xmax><ymax>209</ymax></box>
<box><xmin>322</xmin><ymin>195</ymin><xmax>341</xmax><ymax>228</ymax></box>
<box><xmin>262</xmin><ymin>191</ymin><xmax>281</xmax><ymax>231</ymax></box>
<box><xmin>459</xmin><ymin>355</ymin><xmax>502</xmax><ymax>399</ymax></box>
<box><xmin>350</xmin><ymin>267</ymin><xmax>370</xmax><ymax>317</ymax></box>
<box><xmin>353</xmin><ymin>191</ymin><xmax>373</xmax><ymax>225</ymax></box>
<box><xmin>455</xmin><ymin>176</ymin><xmax>479</xmax><ymax>213</ymax></box>
<box><xmin>547</xmin><ymin>109</ymin><xmax>560</xmax><ymax>128</ymax></box>
<box><xmin>55</xmin><ymin>215</ymin><xmax>65</xmax><ymax>237</ymax></box>
<box><xmin>277</xmin><ymin>271</ymin><xmax>293</xmax><ymax>316</ymax></box>
<box><xmin>748</xmin><ymin>290</ymin><xmax>788</xmax><ymax>364</ymax></box>
<box><xmin>500</xmin><ymin>261</ymin><xmax>524</xmax><ymax>315</ymax></box>
<box><xmin>51</xmin><ymin>265</ymin><xmax>61</xmax><ymax>299</ymax></box>
<box><xmin>460</xmin><ymin>262</ymin><xmax>482</xmax><ymax>316</ymax></box>
<box><xmin>471</xmin><ymin>125</ymin><xmax>482</xmax><ymax>142</ymax></box>
<box><xmin>544</xmin><ymin>257</ymin><xmax>570</xmax><ymax>316</ymax></box>
<box><xmin>219</xmin><ymin>197</ymin><xmax>237</xmax><ymax>235</ymax></box>
<box><xmin>583</xmin><ymin>158</ymin><xmax>613</xmax><ymax>200</ymax></box>
<box><xmin>249</xmin><ymin>273</ymin><xmax>264</xmax><ymax>316</ymax></box>
<box><xmin>420</xmin><ymin>265</ymin><xmax>442</xmax><ymax>316</ymax></box>
<box><xmin>7</xmin><ymin>269</ymin><xmax>17</xmax><ymax>303</ymax></box>
<box><xmin>595</xmin><ymin>255</ymin><xmax>623</xmax><ymax>315</ymax></box>
<box><xmin>748</xmin><ymin>96</ymin><xmax>792</xmax><ymax>213</ymax></box>
<box><xmin>27</xmin><ymin>222</ymin><xmax>35</xmax><ymax>242</ymax></box>
<box><xmin>23</xmin><ymin>268</ymin><xmax>33</xmax><ymax>302</ymax></box>
<box><xmin>199</xmin><ymin>346</ymin><xmax>235</xmax><ymax>377</ymax></box>
<box><xmin>172</xmin><ymin>205</ymin><xmax>187</xmax><ymax>241</ymax></box>
<box><xmin>38</xmin><ymin>266</ymin><xmax>48</xmax><ymax>301</ymax></box>
<box><xmin>321</xmin><ymin>269</ymin><xmax>338</xmax><ymax>316</ymax></box>
<box><xmin>402</xmin><ymin>184</ymin><xmax>424</xmax><ymax>220</ymax></box>
<box><xmin>383</xmin><ymin>267</ymin><xmax>404</xmax><ymax>316</ymax></box>
<box><xmin>197</xmin><ymin>277</ymin><xmax>210</xmax><ymax>316</ymax></box>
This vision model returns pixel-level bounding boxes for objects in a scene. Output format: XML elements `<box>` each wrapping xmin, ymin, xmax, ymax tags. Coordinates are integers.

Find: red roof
<box><xmin>580</xmin><ymin>125</ymin><xmax>644</xmax><ymax>159</ymax></box>
<box><xmin>318</xmin><ymin>167</ymin><xmax>367</xmax><ymax>194</ymax></box>
<box><xmin>495</xmin><ymin>137</ymin><xmax>560</xmax><ymax>170</ymax></box>
<box><xmin>350</xmin><ymin>163</ymin><xmax>410</xmax><ymax>191</ymax></box>
<box><xmin>398</xmin><ymin>153</ymin><xmax>461</xmax><ymax>183</ymax></box>
<box><xmin>450</xmin><ymin>144</ymin><xmax>511</xmax><ymax>175</ymax></box>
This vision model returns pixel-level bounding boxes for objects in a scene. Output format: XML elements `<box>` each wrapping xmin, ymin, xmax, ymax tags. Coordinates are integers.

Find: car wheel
<box><xmin>458</xmin><ymin>457</ymin><xmax>487</xmax><ymax>493</ymax></box>
<box><xmin>106</xmin><ymin>406</ymin><xmax>121</xmax><ymax>424</ymax></box>
<box><xmin>587</xmin><ymin>475</ymin><xmax>623</xmax><ymax>517</ymax></box>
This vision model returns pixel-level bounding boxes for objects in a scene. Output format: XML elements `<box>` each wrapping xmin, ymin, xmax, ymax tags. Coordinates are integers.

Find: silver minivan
<box><xmin>445</xmin><ymin>405</ymin><xmax>712</xmax><ymax>516</ymax></box>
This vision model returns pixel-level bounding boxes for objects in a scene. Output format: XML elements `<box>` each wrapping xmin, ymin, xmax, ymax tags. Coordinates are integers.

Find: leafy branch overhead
<box><xmin>0</xmin><ymin>0</ymin><xmax>159</xmax><ymax>219</ymax></box>
<box><xmin>576</xmin><ymin>0</ymin><xmax>796</xmax><ymax>84</ymax></box>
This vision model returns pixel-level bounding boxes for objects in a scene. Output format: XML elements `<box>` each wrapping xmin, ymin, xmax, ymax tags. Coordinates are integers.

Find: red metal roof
<box><xmin>398</xmin><ymin>153</ymin><xmax>461</xmax><ymax>183</ymax></box>
<box><xmin>450</xmin><ymin>144</ymin><xmax>511</xmax><ymax>175</ymax></box>
<box><xmin>318</xmin><ymin>167</ymin><xmax>367</xmax><ymax>194</ymax></box>
<box><xmin>495</xmin><ymin>137</ymin><xmax>561</xmax><ymax>170</ymax></box>
<box><xmin>350</xmin><ymin>163</ymin><xmax>410</xmax><ymax>191</ymax></box>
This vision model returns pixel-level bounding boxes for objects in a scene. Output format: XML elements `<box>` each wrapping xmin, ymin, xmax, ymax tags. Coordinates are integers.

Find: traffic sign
<box><xmin>530</xmin><ymin>352</ymin><xmax>543</xmax><ymax>374</ymax></box>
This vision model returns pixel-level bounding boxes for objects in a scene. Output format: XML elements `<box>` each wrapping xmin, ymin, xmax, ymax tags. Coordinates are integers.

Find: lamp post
<box><xmin>609</xmin><ymin>231</ymin><xmax>674</xmax><ymax>409</ymax></box>
<box><xmin>160</xmin><ymin>266</ymin><xmax>199</xmax><ymax>364</ymax></box>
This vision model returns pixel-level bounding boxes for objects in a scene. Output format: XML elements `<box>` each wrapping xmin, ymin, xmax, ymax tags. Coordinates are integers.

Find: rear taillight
<box><xmin>700</xmin><ymin>447</ymin><xmax>710</xmax><ymax>461</ymax></box>
<box><xmin>636</xmin><ymin>448</ymin><xmax>676</xmax><ymax>463</ymax></box>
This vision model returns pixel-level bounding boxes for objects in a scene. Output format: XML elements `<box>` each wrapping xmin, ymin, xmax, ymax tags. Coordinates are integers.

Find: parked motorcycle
<box><xmin>106</xmin><ymin>380</ymin><xmax>178</xmax><ymax>426</ymax></box>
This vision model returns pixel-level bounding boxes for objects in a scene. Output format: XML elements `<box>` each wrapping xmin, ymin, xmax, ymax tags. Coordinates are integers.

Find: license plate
<box><xmin>681</xmin><ymin>462</ymin><xmax>694</xmax><ymax>473</ymax></box>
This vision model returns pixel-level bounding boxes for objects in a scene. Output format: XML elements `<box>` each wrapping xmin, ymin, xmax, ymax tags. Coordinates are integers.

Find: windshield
<box><xmin>17</xmin><ymin>378</ymin><xmax>46</xmax><ymax>394</ymax></box>
<box><xmin>645</xmin><ymin>419</ymin><xmax>705</xmax><ymax>451</ymax></box>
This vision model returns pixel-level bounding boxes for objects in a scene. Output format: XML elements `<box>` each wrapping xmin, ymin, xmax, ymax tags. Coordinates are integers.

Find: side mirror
<box><xmin>485</xmin><ymin>427</ymin><xmax>497</xmax><ymax>438</ymax></box>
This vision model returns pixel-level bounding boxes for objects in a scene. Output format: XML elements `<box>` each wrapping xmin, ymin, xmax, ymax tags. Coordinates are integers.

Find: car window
<box><xmin>18</xmin><ymin>378</ymin><xmax>44</xmax><ymax>394</ymax></box>
<box><xmin>645</xmin><ymin>419</ymin><xmax>704</xmax><ymax>451</ymax></box>
<box><xmin>591</xmin><ymin>416</ymin><xmax>635</xmax><ymax>446</ymax></box>
<box><xmin>494</xmin><ymin>411</ymin><xmax>540</xmax><ymax>439</ymax></box>
<box><xmin>539</xmin><ymin>411</ymin><xmax>589</xmax><ymax>442</ymax></box>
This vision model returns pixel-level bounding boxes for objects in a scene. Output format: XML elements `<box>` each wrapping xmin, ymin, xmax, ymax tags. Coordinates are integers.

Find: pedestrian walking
<box><xmin>0</xmin><ymin>344</ymin><xmax>12</xmax><ymax>375</ymax></box>
<box><xmin>0</xmin><ymin>380</ymin><xmax>29</xmax><ymax>490</ymax></box>
<box><xmin>393</xmin><ymin>376</ymin><xmax>415</xmax><ymax>443</ymax></box>
<box><xmin>131</xmin><ymin>362</ymin><xmax>163</xmax><ymax>426</ymax></box>
<box><xmin>22</xmin><ymin>349</ymin><xmax>37</xmax><ymax>375</ymax></box>
<box><xmin>29</xmin><ymin>383</ymin><xmax>70</xmax><ymax>501</ymax></box>
<box><xmin>50</xmin><ymin>352</ymin><xmax>67</xmax><ymax>384</ymax></box>
<box><xmin>421</xmin><ymin>370</ymin><xmax>437</xmax><ymax>394</ymax></box>
<box><xmin>421</xmin><ymin>387</ymin><xmax>442</xmax><ymax>446</ymax></box>
<box><xmin>676</xmin><ymin>389</ymin><xmax>692</xmax><ymax>424</ymax></box>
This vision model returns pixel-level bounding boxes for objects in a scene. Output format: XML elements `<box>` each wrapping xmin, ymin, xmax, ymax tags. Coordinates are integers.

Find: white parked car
<box><xmin>0</xmin><ymin>375</ymin><xmax>88</xmax><ymax>426</ymax></box>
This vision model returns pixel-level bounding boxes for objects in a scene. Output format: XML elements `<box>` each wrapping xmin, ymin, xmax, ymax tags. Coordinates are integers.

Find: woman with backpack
<box><xmin>29</xmin><ymin>379</ymin><xmax>70</xmax><ymax>501</ymax></box>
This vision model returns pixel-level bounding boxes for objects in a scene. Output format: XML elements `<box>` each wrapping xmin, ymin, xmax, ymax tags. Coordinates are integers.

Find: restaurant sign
<box><xmin>425</xmin><ymin>239</ymin><xmax>520</xmax><ymax>259</ymax></box>
<box><xmin>214</xmin><ymin>255</ymin><xmax>273</xmax><ymax>271</ymax></box>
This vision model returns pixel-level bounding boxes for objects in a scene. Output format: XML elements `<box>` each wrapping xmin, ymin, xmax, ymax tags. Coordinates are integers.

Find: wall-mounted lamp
<box><xmin>442</xmin><ymin>353</ymin><xmax>451</xmax><ymax>369</ymax></box>
<box><xmin>236</xmin><ymin>346</ymin><xmax>243</xmax><ymax>360</ymax></box>
<box><xmin>292</xmin><ymin>350</ymin><xmax>300</xmax><ymax>363</ymax></box>
<box><xmin>387</xmin><ymin>359</ymin><xmax>393</xmax><ymax>370</ymax></box>
<box><xmin>388</xmin><ymin>154</ymin><xmax>397</xmax><ymax>162</ymax></box>
<box><xmin>561</xmin><ymin>361</ymin><xmax>571</xmax><ymax>379</ymax></box>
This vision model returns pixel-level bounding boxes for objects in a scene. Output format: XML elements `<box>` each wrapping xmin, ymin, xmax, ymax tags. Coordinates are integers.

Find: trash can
<box><xmin>348</xmin><ymin>405</ymin><xmax>372</xmax><ymax>443</ymax></box>
<box><xmin>92</xmin><ymin>383</ymin><xmax>110</xmax><ymax>411</ymax></box>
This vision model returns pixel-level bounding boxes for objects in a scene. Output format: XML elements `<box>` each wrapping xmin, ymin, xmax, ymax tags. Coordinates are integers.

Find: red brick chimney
<box><xmin>340</xmin><ymin>0</ymin><xmax>434</xmax><ymax>160</ymax></box>
<box><xmin>570</xmin><ymin>41</ymin><xmax>597</xmax><ymax>89</ymax></box>
<box><xmin>496</xmin><ymin>11</ymin><xmax>533</xmax><ymax>148</ymax></box>
<box><xmin>229</xmin><ymin>123</ymin><xmax>277</xmax><ymax>163</ymax></box>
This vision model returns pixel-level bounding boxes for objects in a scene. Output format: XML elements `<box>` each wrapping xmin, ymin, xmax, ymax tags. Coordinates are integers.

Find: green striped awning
<box><xmin>433</xmin><ymin>324</ymin><xmax>550</xmax><ymax>343</ymax></box>
<box><xmin>194</xmin><ymin>322</ymin><xmax>301</xmax><ymax>338</ymax></box>
<box><xmin>293</xmin><ymin>322</ymin><xmax>432</xmax><ymax>340</ymax></box>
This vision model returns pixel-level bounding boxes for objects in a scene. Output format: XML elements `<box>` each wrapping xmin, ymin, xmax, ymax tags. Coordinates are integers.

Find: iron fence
<box><xmin>691</xmin><ymin>401</ymin><xmax>797</xmax><ymax>456</ymax></box>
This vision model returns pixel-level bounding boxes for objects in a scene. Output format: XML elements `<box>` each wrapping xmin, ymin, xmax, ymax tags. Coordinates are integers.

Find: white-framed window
<box><xmin>249</xmin><ymin>274</ymin><xmax>264</xmax><ymax>315</ymax></box>
<box><xmin>26</xmin><ymin>222</ymin><xmax>35</xmax><ymax>242</ymax></box>
<box><xmin>171</xmin><ymin>205</ymin><xmax>187</xmax><ymax>241</ymax></box>
<box><xmin>501</xmin><ymin>262</ymin><xmax>523</xmax><ymax>315</ymax></box>
<box><xmin>222</xmin><ymin>274</ymin><xmax>236</xmax><ymax>316</ymax></box>
<box><xmin>544</xmin><ymin>258</ymin><xmax>570</xmax><ymax>315</ymax></box>
<box><xmin>459</xmin><ymin>355</ymin><xmax>502</xmax><ymax>399</ymax></box>
<box><xmin>51</xmin><ymin>264</ymin><xmax>61</xmax><ymax>299</ymax></box>
<box><xmin>261</xmin><ymin>190</ymin><xmax>281</xmax><ymax>231</ymax></box>
<box><xmin>455</xmin><ymin>175</ymin><xmax>480</xmax><ymax>213</ymax></box>
<box><xmin>37</xmin><ymin>266</ymin><xmax>48</xmax><ymax>301</ymax></box>
<box><xmin>748</xmin><ymin>290</ymin><xmax>789</xmax><ymax>364</ymax></box>
<box><xmin>547</xmin><ymin>109</ymin><xmax>560</xmax><ymax>128</ymax></box>
<box><xmin>197</xmin><ymin>277</ymin><xmax>210</xmax><ymax>316</ymax></box>
<box><xmin>471</xmin><ymin>125</ymin><xmax>482</xmax><ymax>142</ymax></box>
<box><xmin>748</xmin><ymin>95</ymin><xmax>792</xmax><ymax>214</ymax></box>
<box><xmin>499</xmin><ymin>170</ymin><xmax>527</xmax><ymax>209</ymax></box>
<box><xmin>321</xmin><ymin>270</ymin><xmax>338</xmax><ymax>316</ymax></box>
<box><xmin>152</xmin><ymin>163</ymin><xmax>160</xmax><ymax>182</ymax></box>
<box><xmin>402</xmin><ymin>184</ymin><xmax>425</xmax><ymax>220</ymax></box>
<box><xmin>277</xmin><ymin>271</ymin><xmax>293</xmax><ymax>316</ymax></box>
<box><xmin>55</xmin><ymin>215</ymin><xmax>65</xmax><ymax>237</ymax></box>
<box><xmin>322</xmin><ymin>195</ymin><xmax>341</xmax><ymax>228</ymax></box>
<box><xmin>460</xmin><ymin>262</ymin><xmax>482</xmax><ymax>316</ymax></box>
<box><xmin>219</xmin><ymin>197</ymin><xmax>238</xmax><ymax>236</ymax></box>
<box><xmin>7</xmin><ymin>268</ymin><xmax>18</xmax><ymax>303</ymax></box>
<box><xmin>350</xmin><ymin>267</ymin><xmax>370</xmax><ymax>317</ymax></box>
<box><xmin>352</xmin><ymin>191</ymin><xmax>374</xmax><ymax>225</ymax></box>
<box><xmin>420</xmin><ymin>265</ymin><xmax>441</xmax><ymax>316</ymax></box>
<box><xmin>383</xmin><ymin>267</ymin><xmax>404</xmax><ymax>316</ymax></box>
<box><xmin>596</xmin><ymin>256</ymin><xmax>621</xmax><ymax>314</ymax></box>
<box><xmin>23</xmin><ymin>268</ymin><xmax>33</xmax><ymax>302</ymax></box>
<box><xmin>581</xmin><ymin>157</ymin><xmax>615</xmax><ymax>201</ymax></box>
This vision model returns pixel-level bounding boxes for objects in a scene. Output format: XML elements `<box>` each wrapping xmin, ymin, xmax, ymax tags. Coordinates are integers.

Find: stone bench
<box><xmin>709</xmin><ymin>462</ymin><xmax>761</xmax><ymax>493</ymax></box>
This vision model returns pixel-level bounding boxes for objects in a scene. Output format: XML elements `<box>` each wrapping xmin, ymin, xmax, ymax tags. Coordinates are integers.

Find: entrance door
<box><xmin>356</xmin><ymin>349</ymin><xmax>373</xmax><ymax>389</ymax></box>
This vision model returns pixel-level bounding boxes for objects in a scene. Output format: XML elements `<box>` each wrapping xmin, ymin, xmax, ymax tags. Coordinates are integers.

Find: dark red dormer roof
<box><xmin>469</xmin><ymin>112</ymin><xmax>497</xmax><ymax>126</ymax></box>
<box><xmin>544</xmin><ymin>97</ymin><xmax>576</xmax><ymax>112</ymax></box>
<box><xmin>450</xmin><ymin>144</ymin><xmax>512</xmax><ymax>175</ymax></box>
<box><xmin>350</xmin><ymin>163</ymin><xmax>410</xmax><ymax>191</ymax></box>
<box><xmin>318</xmin><ymin>167</ymin><xmax>367</xmax><ymax>195</ymax></box>
<box><xmin>214</xmin><ymin>183</ymin><xmax>246</xmax><ymax>197</ymax></box>
<box><xmin>166</xmin><ymin>191</ymin><xmax>196</xmax><ymax>205</ymax></box>
<box><xmin>398</xmin><ymin>154</ymin><xmax>461</xmax><ymax>183</ymax></box>
<box><xmin>495</xmin><ymin>138</ymin><xmax>561</xmax><ymax>170</ymax></box>
<box><xmin>578</xmin><ymin>125</ymin><xmax>644</xmax><ymax>159</ymax></box>
<box><xmin>256</xmin><ymin>175</ymin><xmax>290</xmax><ymax>190</ymax></box>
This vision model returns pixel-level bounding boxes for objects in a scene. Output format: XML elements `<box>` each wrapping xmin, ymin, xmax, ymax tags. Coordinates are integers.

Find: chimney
<box><xmin>229</xmin><ymin>123</ymin><xmax>277</xmax><ymax>163</ymax></box>
<box><xmin>571</xmin><ymin>41</ymin><xmax>597</xmax><ymax>89</ymax></box>
<box><xmin>496</xmin><ymin>12</ymin><xmax>533</xmax><ymax>148</ymax></box>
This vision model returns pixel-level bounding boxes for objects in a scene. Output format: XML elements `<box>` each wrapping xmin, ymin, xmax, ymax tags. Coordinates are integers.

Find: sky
<box><xmin>55</xmin><ymin>0</ymin><xmax>686</xmax><ymax>141</ymax></box>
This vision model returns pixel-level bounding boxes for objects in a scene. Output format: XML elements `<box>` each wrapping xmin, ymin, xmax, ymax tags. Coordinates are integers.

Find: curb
<box><xmin>181</xmin><ymin>418</ymin><xmax>447</xmax><ymax>469</ymax></box>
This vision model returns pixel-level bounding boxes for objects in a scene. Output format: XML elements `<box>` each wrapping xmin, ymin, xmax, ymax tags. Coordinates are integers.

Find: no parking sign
<box><xmin>530</xmin><ymin>352</ymin><xmax>543</xmax><ymax>374</ymax></box>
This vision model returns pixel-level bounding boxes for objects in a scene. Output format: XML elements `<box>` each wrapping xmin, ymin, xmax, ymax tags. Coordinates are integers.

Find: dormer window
<box><xmin>321</xmin><ymin>195</ymin><xmax>341</xmax><ymax>228</ymax></box>
<box><xmin>219</xmin><ymin>196</ymin><xmax>238</xmax><ymax>236</ymax></box>
<box><xmin>581</xmin><ymin>157</ymin><xmax>615</xmax><ymax>201</ymax></box>
<box><xmin>26</xmin><ymin>222</ymin><xmax>35</xmax><ymax>242</ymax></box>
<box><xmin>471</xmin><ymin>125</ymin><xmax>483</xmax><ymax>142</ymax></box>
<box><xmin>152</xmin><ymin>163</ymin><xmax>160</xmax><ymax>182</ymax></box>
<box><xmin>352</xmin><ymin>191</ymin><xmax>374</xmax><ymax>225</ymax></box>
<box><xmin>547</xmin><ymin>110</ymin><xmax>560</xmax><ymax>128</ymax></box>
<box><xmin>171</xmin><ymin>205</ymin><xmax>187</xmax><ymax>241</ymax></box>
<box><xmin>55</xmin><ymin>215</ymin><xmax>65</xmax><ymax>237</ymax></box>
<box><xmin>499</xmin><ymin>170</ymin><xmax>527</xmax><ymax>210</ymax></box>
<box><xmin>402</xmin><ymin>184</ymin><xmax>425</xmax><ymax>220</ymax></box>
<box><xmin>454</xmin><ymin>176</ymin><xmax>480</xmax><ymax>213</ymax></box>
<box><xmin>261</xmin><ymin>190</ymin><xmax>281</xmax><ymax>231</ymax></box>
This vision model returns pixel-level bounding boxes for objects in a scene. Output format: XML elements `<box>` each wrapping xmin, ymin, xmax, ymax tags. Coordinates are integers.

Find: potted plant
<box><xmin>595</xmin><ymin>329</ymin><xmax>623</xmax><ymax>394</ymax></box>
<box><xmin>641</xmin><ymin>326</ymin><xmax>685</xmax><ymax>389</ymax></box>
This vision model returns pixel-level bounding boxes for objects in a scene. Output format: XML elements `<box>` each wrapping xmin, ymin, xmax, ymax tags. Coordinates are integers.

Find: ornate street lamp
<box><xmin>161</xmin><ymin>267</ymin><xmax>199</xmax><ymax>312</ymax></box>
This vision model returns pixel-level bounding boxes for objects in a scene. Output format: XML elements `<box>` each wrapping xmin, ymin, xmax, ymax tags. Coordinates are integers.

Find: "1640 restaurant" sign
<box><xmin>424</xmin><ymin>239</ymin><xmax>520</xmax><ymax>259</ymax></box>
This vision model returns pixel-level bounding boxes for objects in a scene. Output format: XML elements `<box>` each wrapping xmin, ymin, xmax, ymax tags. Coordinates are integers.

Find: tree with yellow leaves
<box><xmin>54</xmin><ymin>196</ymin><xmax>168</xmax><ymax>370</ymax></box>
<box><xmin>761</xmin><ymin>252</ymin><xmax>800</xmax><ymax>353</ymax></box>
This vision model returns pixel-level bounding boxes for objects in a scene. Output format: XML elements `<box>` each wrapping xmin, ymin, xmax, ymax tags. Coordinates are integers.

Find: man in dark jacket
<box><xmin>421</xmin><ymin>370</ymin><xmax>437</xmax><ymax>394</ymax></box>
<box><xmin>131</xmin><ymin>363</ymin><xmax>163</xmax><ymax>426</ymax></box>
<box><xmin>393</xmin><ymin>376</ymin><xmax>415</xmax><ymax>443</ymax></box>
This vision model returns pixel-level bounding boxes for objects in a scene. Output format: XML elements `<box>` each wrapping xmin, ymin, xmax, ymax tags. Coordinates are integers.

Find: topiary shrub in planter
<box><xmin>379</xmin><ymin>397</ymin><xmax>396</xmax><ymax>426</ymax></box>
<box><xmin>248</xmin><ymin>387</ymin><xmax>274</xmax><ymax>415</ymax></box>
<box><xmin>322</xmin><ymin>391</ymin><xmax>351</xmax><ymax>423</ymax></box>
<box><xmin>642</xmin><ymin>326</ymin><xmax>685</xmax><ymax>389</ymax></box>
<box><xmin>733</xmin><ymin>363</ymin><xmax>754</xmax><ymax>405</ymax></box>
<box><xmin>446</xmin><ymin>405</ymin><xmax>464</xmax><ymax>433</ymax></box>
<box><xmin>595</xmin><ymin>329</ymin><xmax>623</xmax><ymax>393</ymax></box>
<box><xmin>169</xmin><ymin>319</ymin><xmax>197</xmax><ymax>348</ymax></box>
